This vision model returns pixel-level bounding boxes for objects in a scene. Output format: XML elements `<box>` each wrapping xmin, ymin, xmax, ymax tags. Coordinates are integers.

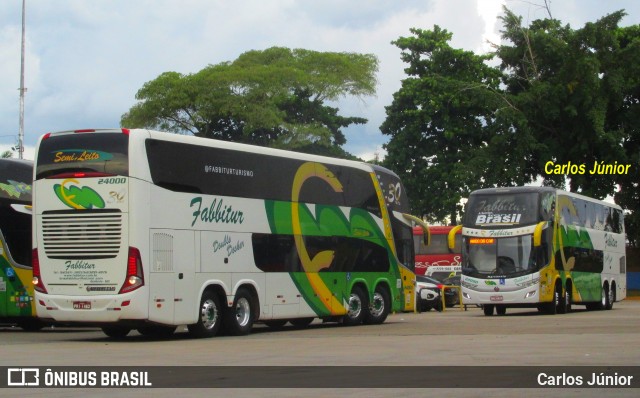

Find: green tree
<box><xmin>1</xmin><ymin>150</ymin><xmax>12</xmax><ymax>158</ymax></box>
<box><xmin>383</xmin><ymin>8</ymin><xmax>640</xmax><ymax>237</ymax></box>
<box><xmin>497</xmin><ymin>9</ymin><xmax>636</xmax><ymax>198</ymax></box>
<box><xmin>498</xmin><ymin>8</ymin><xmax>640</xmax><ymax>244</ymax></box>
<box><xmin>121</xmin><ymin>47</ymin><xmax>378</xmax><ymax>157</ymax></box>
<box><xmin>381</xmin><ymin>27</ymin><xmax>521</xmax><ymax>224</ymax></box>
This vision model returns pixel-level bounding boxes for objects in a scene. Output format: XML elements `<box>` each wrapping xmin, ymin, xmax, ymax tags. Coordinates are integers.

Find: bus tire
<box><xmin>224</xmin><ymin>287</ymin><xmax>255</xmax><ymax>336</ymax></box>
<box><xmin>483</xmin><ymin>305</ymin><xmax>494</xmax><ymax>316</ymax></box>
<box><xmin>596</xmin><ymin>283</ymin><xmax>609</xmax><ymax>311</ymax></box>
<box><xmin>264</xmin><ymin>320</ymin><xmax>288</xmax><ymax>329</ymax></box>
<box><xmin>290</xmin><ymin>317</ymin><xmax>314</xmax><ymax>328</ymax></box>
<box><xmin>565</xmin><ymin>281</ymin><xmax>573</xmax><ymax>313</ymax></box>
<box><xmin>545</xmin><ymin>282</ymin><xmax>561</xmax><ymax>315</ymax></box>
<box><xmin>343</xmin><ymin>285</ymin><xmax>368</xmax><ymax>326</ymax></box>
<box><xmin>605</xmin><ymin>282</ymin><xmax>615</xmax><ymax>310</ymax></box>
<box><xmin>17</xmin><ymin>318</ymin><xmax>46</xmax><ymax>332</ymax></box>
<box><xmin>101</xmin><ymin>326</ymin><xmax>131</xmax><ymax>339</ymax></box>
<box><xmin>137</xmin><ymin>325</ymin><xmax>176</xmax><ymax>337</ymax></box>
<box><xmin>364</xmin><ymin>285</ymin><xmax>390</xmax><ymax>325</ymax></box>
<box><xmin>496</xmin><ymin>306</ymin><xmax>506</xmax><ymax>315</ymax></box>
<box><xmin>557</xmin><ymin>281</ymin><xmax>567</xmax><ymax>314</ymax></box>
<box><xmin>188</xmin><ymin>290</ymin><xmax>223</xmax><ymax>338</ymax></box>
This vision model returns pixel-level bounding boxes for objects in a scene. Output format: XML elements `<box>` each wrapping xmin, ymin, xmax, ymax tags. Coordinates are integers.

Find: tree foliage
<box><xmin>497</xmin><ymin>9</ymin><xmax>635</xmax><ymax>197</ymax></box>
<box><xmin>383</xmin><ymin>8</ymin><xmax>640</xmax><ymax>240</ymax></box>
<box><xmin>381</xmin><ymin>26</ymin><xmax>524</xmax><ymax>224</ymax></box>
<box><xmin>121</xmin><ymin>47</ymin><xmax>378</xmax><ymax>157</ymax></box>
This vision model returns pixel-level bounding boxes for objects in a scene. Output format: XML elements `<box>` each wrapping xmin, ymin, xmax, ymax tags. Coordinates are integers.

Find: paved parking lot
<box><xmin>1</xmin><ymin>299</ymin><xmax>638</xmax><ymax>397</ymax></box>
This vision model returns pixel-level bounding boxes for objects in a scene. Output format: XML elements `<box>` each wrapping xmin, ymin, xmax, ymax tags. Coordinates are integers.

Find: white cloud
<box><xmin>1</xmin><ymin>0</ymin><xmax>638</xmax><ymax>160</ymax></box>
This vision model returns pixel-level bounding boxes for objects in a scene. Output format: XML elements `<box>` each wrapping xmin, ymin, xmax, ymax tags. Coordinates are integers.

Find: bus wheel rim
<box><xmin>348</xmin><ymin>294</ymin><xmax>362</xmax><ymax>318</ymax></box>
<box><xmin>369</xmin><ymin>292</ymin><xmax>384</xmax><ymax>317</ymax></box>
<box><xmin>201</xmin><ymin>299</ymin><xmax>219</xmax><ymax>330</ymax></box>
<box><xmin>235</xmin><ymin>297</ymin><xmax>251</xmax><ymax>327</ymax></box>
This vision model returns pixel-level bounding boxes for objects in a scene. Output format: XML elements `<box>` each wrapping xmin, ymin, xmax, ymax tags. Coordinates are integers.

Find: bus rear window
<box><xmin>36</xmin><ymin>133</ymin><xmax>129</xmax><ymax>179</ymax></box>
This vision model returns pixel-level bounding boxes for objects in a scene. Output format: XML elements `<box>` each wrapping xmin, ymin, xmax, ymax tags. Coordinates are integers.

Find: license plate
<box><xmin>73</xmin><ymin>301</ymin><xmax>91</xmax><ymax>310</ymax></box>
<box><xmin>490</xmin><ymin>295</ymin><xmax>504</xmax><ymax>302</ymax></box>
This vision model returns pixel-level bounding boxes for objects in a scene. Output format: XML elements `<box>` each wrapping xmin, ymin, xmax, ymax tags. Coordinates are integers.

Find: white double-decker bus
<box><xmin>32</xmin><ymin>129</ymin><xmax>421</xmax><ymax>338</ymax></box>
<box><xmin>461</xmin><ymin>186</ymin><xmax>626</xmax><ymax>316</ymax></box>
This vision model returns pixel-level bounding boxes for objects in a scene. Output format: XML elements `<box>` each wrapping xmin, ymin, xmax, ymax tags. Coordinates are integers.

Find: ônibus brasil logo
<box><xmin>54</xmin><ymin>179</ymin><xmax>105</xmax><ymax>209</ymax></box>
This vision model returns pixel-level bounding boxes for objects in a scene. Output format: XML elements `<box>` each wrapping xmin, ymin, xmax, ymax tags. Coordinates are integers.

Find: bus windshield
<box><xmin>463</xmin><ymin>235</ymin><xmax>542</xmax><ymax>277</ymax></box>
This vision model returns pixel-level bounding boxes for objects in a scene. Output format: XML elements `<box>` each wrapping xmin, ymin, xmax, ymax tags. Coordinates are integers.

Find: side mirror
<box><xmin>402</xmin><ymin>213</ymin><xmax>430</xmax><ymax>246</ymax></box>
<box><xmin>533</xmin><ymin>221</ymin><xmax>547</xmax><ymax>247</ymax></box>
<box><xmin>448</xmin><ymin>225</ymin><xmax>462</xmax><ymax>251</ymax></box>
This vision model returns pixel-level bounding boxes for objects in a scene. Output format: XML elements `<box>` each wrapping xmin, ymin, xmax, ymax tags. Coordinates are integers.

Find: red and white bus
<box><xmin>413</xmin><ymin>226</ymin><xmax>461</xmax><ymax>279</ymax></box>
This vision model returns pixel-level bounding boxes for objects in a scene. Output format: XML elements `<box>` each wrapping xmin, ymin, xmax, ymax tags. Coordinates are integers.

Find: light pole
<box><xmin>18</xmin><ymin>0</ymin><xmax>26</xmax><ymax>159</ymax></box>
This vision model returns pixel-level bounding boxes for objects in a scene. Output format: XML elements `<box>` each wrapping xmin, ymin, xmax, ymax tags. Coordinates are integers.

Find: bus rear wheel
<box><xmin>606</xmin><ymin>282</ymin><xmax>615</xmax><ymax>310</ymax></box>
<box><xmin>264</xmin><ymin>320</ymin><xmax>288</xmax><ymax>329</ymax></box>
<box><xmin>592</xmin><ymin>283</ymin><xmax>609</xmax><ymax>311</ymax></box>
<box><xmin>102</xmin><ymin>326</ymin><xmax>131</xmax><ymax>339</ymax></box>
<box><xmin>188</xmin><ymin>290</ymin><xmax>223</xmax><ymax>338</ymax></box>
<box><xmin>364</xmin><ymin>285</ymin><xmax>390</xmax><ymax>325</ymax></box>
<box><xmin>343</xmin><ymin>286</ymin><xmax>368</xmax><ymax>326</ymax></box>
<box><xmin>224</xmin><ymin>287</ymin><xmax>255</xmax><ymax>336</ymax></box>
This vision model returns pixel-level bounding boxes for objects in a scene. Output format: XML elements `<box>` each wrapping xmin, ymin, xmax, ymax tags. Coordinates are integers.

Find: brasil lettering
<box><xmin>545</xmin><ymin>161</ymin><xmax>631</xmax><ymax>175</ymax></box>
<box><xmin>190</xmin><ymin>197</ymin><xmax>245</xmax><ymax>227</ymax></box>
<box><xmin>476</xmin><ymin>213</ymin><xmax>521</xmax><ymax>224</ymax></box>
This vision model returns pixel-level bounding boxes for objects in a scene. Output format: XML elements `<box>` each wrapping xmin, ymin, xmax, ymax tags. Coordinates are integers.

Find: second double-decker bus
<box><xmin>0</xmin><ymin>158</ymin><xmax>43</xmax><ymax>330</ymax></box>
<box><xmin>461</xmin><ymin>186</ymin><xmax>626</xmax><ymax>316</ymax></box>
<box><xmin>32</xmin><ymin>128</ymin><xmax>423</xmax><ymax>338</ymax></box>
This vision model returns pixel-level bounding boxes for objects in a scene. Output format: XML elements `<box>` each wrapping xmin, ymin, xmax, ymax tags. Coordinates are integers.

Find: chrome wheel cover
<box><xmin>201</xmin><ymin>298</ymin><xmax>219</xmax><ymax>330</ymax></box>
<box><xmin>235</xmin><ymin>297</ymin><xmax>251</xmax><ymax>327</ymax></box>
<box><xmin>369</xmin><ymin>292</ymin><xmax>384</xmax><ymax>318</ymax></box>
<box><xmin>347</xmin><ymin>293</ymin><xmax>362</xmax><ymax>319</ymax></box>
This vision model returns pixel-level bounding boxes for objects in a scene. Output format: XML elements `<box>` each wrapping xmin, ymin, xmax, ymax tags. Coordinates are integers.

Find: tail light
<box><xmin>119</xmin><ymin>247</ymin><xmax>144</xmax><ymax>294</ymax></box>
<box><xmin>32</xmin><ymin>249</ymin><xmax>48</xmax><ymax>294</ymax></box>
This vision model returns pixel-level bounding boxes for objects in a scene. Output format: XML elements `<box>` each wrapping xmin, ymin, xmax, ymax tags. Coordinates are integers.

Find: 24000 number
<box><xmin>98</xmin><ymin>177</ymin><xmax>126</xmax><ymax>184</ymax></box>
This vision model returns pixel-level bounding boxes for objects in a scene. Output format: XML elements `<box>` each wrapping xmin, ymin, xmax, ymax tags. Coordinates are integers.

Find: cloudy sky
<box><xmin>2</xmin><ymin>0</ymin><xmax>640</xmax><ymax>161</ymax></box>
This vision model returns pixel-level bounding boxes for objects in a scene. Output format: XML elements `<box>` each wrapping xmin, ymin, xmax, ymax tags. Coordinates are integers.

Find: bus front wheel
<box><xmin>483</xmin><ymin>305</ymin><xmax>494</xmax><ymax>316</ymax></box>
<box><xmin>17</xmin><ymin>318</ymin><xmax>46</xmax><ymax>332</ymax></box>
<box><xmin>137</xmin><ymin>325</ymin><xmax>176</xmax><ymax>338</ymax></box>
